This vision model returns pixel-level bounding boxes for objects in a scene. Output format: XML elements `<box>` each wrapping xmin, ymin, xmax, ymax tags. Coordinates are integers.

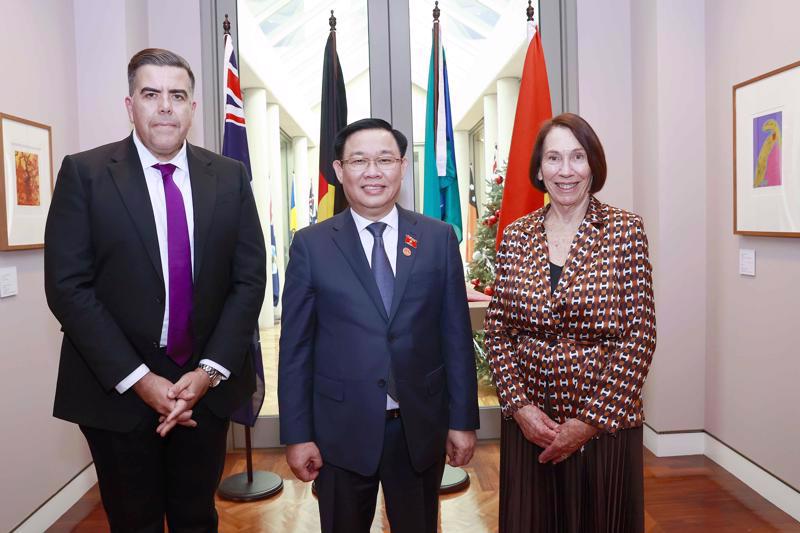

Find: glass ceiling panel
<box><xmin>451</xmin><ymin>0</ymin><xmax>501</xmax><ymax>27</ymax></box>
<box><xmin>244</xmin><ymin>0</ymin><xmax>369</xmax><ymax>108</ymax></box>
<box><xmin>408</xmin><ymin>0</ymin><xmax>523</xmax><ymax>91</ymax></box>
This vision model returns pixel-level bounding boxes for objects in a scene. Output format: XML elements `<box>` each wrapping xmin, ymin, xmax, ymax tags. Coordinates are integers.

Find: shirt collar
<box><xmin>132</xmin><ymin>130</ymin><xmax>189</xmax><ymax>173</ymax></box>
<box><xmin>350</xmin><ymin>205</ymin><xmax>399</xmax><ymax>233</ymax></box>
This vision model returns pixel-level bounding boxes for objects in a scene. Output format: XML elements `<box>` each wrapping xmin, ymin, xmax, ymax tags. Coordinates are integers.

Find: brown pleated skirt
<box><xmin>499</xmin><ymin>418</ymin><xmax>644</xmax><ymax>533</ymax></box>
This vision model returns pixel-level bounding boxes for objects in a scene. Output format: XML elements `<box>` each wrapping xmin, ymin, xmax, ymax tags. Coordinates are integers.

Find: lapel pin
<box><xmin>404</xmin><ymin>234</ymin><xmax>418</xmax><ymax>248</ymax></box>
<box><xmin>402</xmin><ymin>247</ymin><xmax>412</xmax><ymax>257</ymax></box>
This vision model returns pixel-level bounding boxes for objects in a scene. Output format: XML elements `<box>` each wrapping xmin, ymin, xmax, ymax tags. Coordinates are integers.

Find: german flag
<box><xmin>317</xmin><ymin>21</ymin><xmax>348</xmax><ymax>221</ymax></box>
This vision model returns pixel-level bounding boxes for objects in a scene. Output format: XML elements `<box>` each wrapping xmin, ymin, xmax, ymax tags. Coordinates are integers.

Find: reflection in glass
<box><xmin>409</xmin><ymin>1</ymin><xmax>540</xmax><ymax>408</ymax></box>
<box><xmin>238</xmin><ymin>0</ymin><xmax>371</xmax><ymax>417</ymax></box>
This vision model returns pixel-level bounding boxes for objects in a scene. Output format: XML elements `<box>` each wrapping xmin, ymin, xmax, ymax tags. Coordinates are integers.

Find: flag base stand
<box><xmin>218</xmin><ymin>426</ymin><xmax>283</xmax><ymax>502</ymax></box>
<box><xmin>218</xmin><ymin>471</ymin><xmax>283</xmax><ymax>501</ymax></box>
<box><xmin>310</xmin><ymin>464</ymin><xmax>469</xmax><ymax>497</ymax></box>
<box><xmin>439</xmin><ymin>465</ymin><xmax>469</xmax><ymax>494</ymax></box>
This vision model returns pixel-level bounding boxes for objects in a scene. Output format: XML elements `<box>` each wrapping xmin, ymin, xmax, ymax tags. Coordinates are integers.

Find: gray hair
<box><xmin>127</xmin><ymin>48</ymin><xmax>195</xmax><ymax>96</ymax></box>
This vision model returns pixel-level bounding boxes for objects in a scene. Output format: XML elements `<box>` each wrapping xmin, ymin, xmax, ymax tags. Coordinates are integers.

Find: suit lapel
<box><xmin>388</xmin><ymin>206</ymin><xmax>420</xmax><ymax>323</ymax></box>
<box><xmin>553</xmin><ymin>196</ymin><xmax>606</xmax><ymax>298</ymax></box>
<box><xmin>331</xmin><ymin>209</ymin><xmax>390</xmax><ymax>321</ymax></box>
<box><xmin>108</xmin><ymin>136</ymin><xmax>163</xmax><ymax>283</ymax></box>
<box><xmin>187</xmin><ymin>144</ymin><xmax>216</xmax><ymax>283</ymax></box>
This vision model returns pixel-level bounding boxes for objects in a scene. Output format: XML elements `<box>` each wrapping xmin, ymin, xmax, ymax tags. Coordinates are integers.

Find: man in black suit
<box><xmin>44</xmin><ymin>48</ymin><xmax>266</xmax><ymax>532</ymax></box>
<box><xmin>278</xmin><ymin>118</ymin><xmax>479</xmax><ymax>533</ymax></box>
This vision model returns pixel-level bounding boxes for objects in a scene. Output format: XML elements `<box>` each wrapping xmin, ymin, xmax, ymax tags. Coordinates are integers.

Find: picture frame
<box><xmin>733</xmin><ymin>60</ymin><xmax>800</xmax><ymax>237</ymax></box>
<box><xmin>0</xmin><ymin>113</ymin><xmax>54</xmax><ymax>250</ymax></box>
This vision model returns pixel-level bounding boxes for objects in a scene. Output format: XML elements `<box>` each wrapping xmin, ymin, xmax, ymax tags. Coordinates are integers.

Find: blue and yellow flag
<box><xmin>289</xmin><ymin>176</ymin><xmax>297</xmax><ymax>234</ymax></box>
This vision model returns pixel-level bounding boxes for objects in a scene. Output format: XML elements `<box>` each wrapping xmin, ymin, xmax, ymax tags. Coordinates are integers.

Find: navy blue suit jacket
<box><xmin>278</xmin><ymin>206</ymin><xmax>479</xmax><ymax>476</ymax></box>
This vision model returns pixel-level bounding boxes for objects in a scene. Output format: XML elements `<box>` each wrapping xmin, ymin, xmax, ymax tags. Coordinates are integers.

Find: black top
<box><xmin>549</xmin><ymin>262</ymin><xmax>563</xmax><ymax>293</ymax></box>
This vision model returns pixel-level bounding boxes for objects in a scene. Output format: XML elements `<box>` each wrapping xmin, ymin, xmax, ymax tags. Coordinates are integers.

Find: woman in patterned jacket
<box><xmin>485</xmin><ymin>112</ymin><xmax>656</xmax><ymax>533</ymax></box>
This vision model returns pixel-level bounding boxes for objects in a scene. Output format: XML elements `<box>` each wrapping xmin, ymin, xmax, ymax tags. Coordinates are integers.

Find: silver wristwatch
<box><xmin>198</xmin><ymin>363</ymin><xmax>223</xmax><ymax>388</ymax></box>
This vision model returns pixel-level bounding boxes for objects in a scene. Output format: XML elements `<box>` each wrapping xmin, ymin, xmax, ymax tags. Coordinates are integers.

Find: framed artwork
<box><xmin>0</xmin><ymin>113</ymin><xmax>54</xmax><ymax>250</ymax></box>
<box><xmin>733</xmin><ymin>60</ymin><xmax>800</xmax><ymax>237</ymax></box>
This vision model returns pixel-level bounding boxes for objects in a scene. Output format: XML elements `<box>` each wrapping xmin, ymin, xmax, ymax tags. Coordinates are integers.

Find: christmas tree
<box><xmin>467</xmin><ymin>161</ymin><xmax>506</xmax><ymax>295</ymax></box>
<box><xmin>466</xmin><ymin>161</ymin><xmax>506</xmax><ymax>388</ymax></box>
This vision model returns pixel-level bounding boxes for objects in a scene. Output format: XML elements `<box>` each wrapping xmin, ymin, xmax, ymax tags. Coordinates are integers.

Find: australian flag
<box><xmin>222</xmin><ymin>32</ymin><xmax>265</xmax><ymax>428</ymax></box>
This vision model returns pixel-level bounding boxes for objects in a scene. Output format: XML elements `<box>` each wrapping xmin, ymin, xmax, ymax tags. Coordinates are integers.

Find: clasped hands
<box><xmin>512</xmin><ymin>404</ymin><xmax>598</xmax><ymax>464</ymax></box>
<box><xmin>132</xmin><ymin>369</ymin><xmax>212</xmax><ymax>437</ymax></box>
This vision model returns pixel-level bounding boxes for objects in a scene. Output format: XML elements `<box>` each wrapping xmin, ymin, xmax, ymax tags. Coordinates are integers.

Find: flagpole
<box><xmin>216</xmin><ymin>13</ymin><xmax>283</xmax><ymax>502</ymax></box>
<box><xmin>425</xmin><ymin>0</ymin><xmax>470</xmax><ymax>495</ymax></box>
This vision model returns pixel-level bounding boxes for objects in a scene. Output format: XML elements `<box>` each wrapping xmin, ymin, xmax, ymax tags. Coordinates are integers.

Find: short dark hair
<box><xmin>529</xmin><ymin>112</ymin><xmax>607</xmax><ymax>194</ymax></box>
<box><xmin>333</xmin><ymin>118</ymin><xmax>408</xmax><ymax>160</ymax></box>
<box><xmin>127</xmin><ymin>48</ymin><xmax>195</xmax><ymax>96</ymax></box>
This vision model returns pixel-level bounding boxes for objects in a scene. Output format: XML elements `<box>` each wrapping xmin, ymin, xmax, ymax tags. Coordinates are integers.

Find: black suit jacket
<box><xmin>278</xmin><ymin>206</ymin><xmax>479</xmax><ymax>476</ymax></box>
<box><xmin>45</xmin><ymin>135</ymin><xmax>267</xmax><ymax>432</ymax></box>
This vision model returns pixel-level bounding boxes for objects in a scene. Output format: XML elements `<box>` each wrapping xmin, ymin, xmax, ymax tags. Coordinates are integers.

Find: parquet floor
<box><xmin>49</xmin><ymin>441</ymin><xmax>800</xmax><ymax>532</ymax></box>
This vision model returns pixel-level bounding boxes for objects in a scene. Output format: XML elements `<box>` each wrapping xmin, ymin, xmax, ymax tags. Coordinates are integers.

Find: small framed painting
<box><xmin>0</xmin><ymin>113</ymin><xmax>54</xmax><ymax>250</ymax></box>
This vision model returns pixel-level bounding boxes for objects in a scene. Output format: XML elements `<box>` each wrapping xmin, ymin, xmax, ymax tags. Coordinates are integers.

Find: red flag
<box><xmin>496</xmin><ymin>28</ymin><xmax>552</xmax><ymax>249</ymax></box>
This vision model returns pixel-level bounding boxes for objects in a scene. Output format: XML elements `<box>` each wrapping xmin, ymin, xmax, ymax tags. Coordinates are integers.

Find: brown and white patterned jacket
<box><xmin>484</xmin><ymin>196</ymin><xmax>656</xmax><ymax>433</ymax></box>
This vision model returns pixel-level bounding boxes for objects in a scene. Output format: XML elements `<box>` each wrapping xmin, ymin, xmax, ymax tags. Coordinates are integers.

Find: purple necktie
<box><xmin>154</xmin><ymin>163</ymin><xmax>193</xmax><ymax>366</ymax></box>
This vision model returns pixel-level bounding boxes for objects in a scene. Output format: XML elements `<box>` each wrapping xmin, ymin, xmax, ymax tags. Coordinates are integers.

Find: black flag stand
<box><xmin>217</xmin><ymin>426</ymin><xmax>283</xmax><ymax>501</ymax></box>
<box><xmin>216</xmin><ymin>13</ymin><xmax>283</xmax><ymax>502</ymax></box>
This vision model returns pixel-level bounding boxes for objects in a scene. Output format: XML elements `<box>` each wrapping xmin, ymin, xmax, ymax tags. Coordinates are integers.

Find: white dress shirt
<box><xmin>350</xmin><ymin>206</ymin><xmax>400</xmax><ymax>410</ymax></box>
<box><xmin>115</xmin><ymin>132</ymin><xmax>230</xmax><ymax>393</ymax></box>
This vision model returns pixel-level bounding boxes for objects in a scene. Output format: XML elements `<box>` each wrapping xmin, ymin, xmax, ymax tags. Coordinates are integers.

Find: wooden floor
<box><xmin>49</xmin><ymin>441</ymin><xmax>799</xmax><ymax>533</ymax></box>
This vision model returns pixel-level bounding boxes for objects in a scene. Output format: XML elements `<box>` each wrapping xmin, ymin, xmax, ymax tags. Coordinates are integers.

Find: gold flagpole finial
<box><xmin>329</xmin><ymin>10</ymin><xmax>337</xmax><ymax>31</ymax></box>
<box><xmin>526</xmin><ymin>1</ymin><xmax>534</xmax><ymax>22</ymax></box>
<box><xmin>433</xmin><ymin>1</ymin><xmax>440</xmax><ymax>23</ymax></box>
<box><xmin>223</xmin><ymin>13</ymin><xmax>231</xmax><ymax>35</ymax></box>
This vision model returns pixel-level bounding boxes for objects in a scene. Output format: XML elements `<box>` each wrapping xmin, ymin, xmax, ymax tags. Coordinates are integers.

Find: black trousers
<box><xmin>81</xmin><ymin>403</ymin><xmax>229</xmax><ymax>533</ymax></box>
<box><xmin>315</xmin><ymin>416</ymin><xmax>446</xmax><ymax>533</ymax></box>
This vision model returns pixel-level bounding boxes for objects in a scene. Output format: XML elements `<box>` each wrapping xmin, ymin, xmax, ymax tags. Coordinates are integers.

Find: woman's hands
<box><xmin>512</xmin><ymin>405</ymin><xmax>560</xmax><ymax>448</ymax></box>
<box><xmin>538</xmin><ymin>418</ymin><xmax>598</xmax><ymax>464</ymax></box>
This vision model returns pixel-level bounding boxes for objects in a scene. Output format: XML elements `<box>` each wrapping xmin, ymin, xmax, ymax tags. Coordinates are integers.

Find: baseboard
<box><xmin>12</xmin><ymin>463</ymin><xmax>96</xmax><ymax>533</ymax></box>
<box><xmin>643</xmin><ymin>425</ymin><xmax>800</xmax><ymax>523</ymax></box>
<box><xmin>642</xmin><ymin>424</ymin><xmax>705</xmax><ymax>456</ymax></box>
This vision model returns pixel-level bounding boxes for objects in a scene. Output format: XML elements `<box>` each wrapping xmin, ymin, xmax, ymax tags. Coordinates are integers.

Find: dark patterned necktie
<box><xmin>367</xmin><ymin>222</ymin><xmax>398</xmax><ymax>400</ymax></box>
<box><xmin>153</xmin><ymin>163</ymin><xmax>193</xmax><ymax>366</ymax></box>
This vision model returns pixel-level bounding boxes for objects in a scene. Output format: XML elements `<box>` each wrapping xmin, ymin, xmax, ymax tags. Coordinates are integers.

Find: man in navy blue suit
<box><xmin>278</xmin><ymin>118</ymin><xmax>479</xmax><ymax>533</ymax></box>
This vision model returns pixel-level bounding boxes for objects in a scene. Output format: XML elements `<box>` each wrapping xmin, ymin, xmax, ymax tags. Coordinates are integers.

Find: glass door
<box><xmin>202</xmin><ymin>0</ymin><xmax>575</xmax><ymax>446</ymax></box>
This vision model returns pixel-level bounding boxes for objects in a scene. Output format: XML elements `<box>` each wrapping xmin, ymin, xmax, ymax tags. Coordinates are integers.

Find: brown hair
<box><xmin>529</xmin><ymin>112</ymin><xmax>606</xmax><ymax>194</ymax></box>
<box><xmin>127</xmin><ymin>48</ymin><xmax>195</xmax><ymax>96</ymax></box>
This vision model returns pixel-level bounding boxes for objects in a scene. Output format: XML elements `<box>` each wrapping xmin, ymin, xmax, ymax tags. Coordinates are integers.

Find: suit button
<box><xmin>155</xmin><ymin>297</ymin><xmax>162</xmax><ymax>304</ymax></box>
<box><xmin>388</xmin><ymin>334</ymin><xmax>396</xmax><ymax>342</ymax></box>
<box><xmin>377</xmin><ymin>379</ymin><xmax>386</xmax><ymax>388</ymax></box>
<box><xmin>152</xmin><ymin>341</ymin><xmax>159</xmax><ymax>348</ymax></box>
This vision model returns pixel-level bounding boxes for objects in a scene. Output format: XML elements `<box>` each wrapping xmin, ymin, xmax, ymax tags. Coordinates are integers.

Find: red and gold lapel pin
<box><xmin>402</xmin><ymin>234</ymin><xmax>417</xmax><ymax>257</ymax></box>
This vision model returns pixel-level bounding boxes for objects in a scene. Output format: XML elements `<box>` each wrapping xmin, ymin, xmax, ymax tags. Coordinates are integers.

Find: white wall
<box><xmin>578</xmin><ymin>0</ymin><xmax>799</xmax><ymax>493</ymax></box>
<box><xmin>0</xmin><ymin>1</ymin><xmax>208</xmax><ymax>530</ymax></box>
<box><xmin>147</xmin><ymin>0</ymin><xmax>205</xmax><ymax>147</ymax></box>
<box><xmin>0</xmin><ymin>2</ymin><xmax>90</xmax><ymax>531</ymax></box>
<box><xmin>704</xmin><ymin>0</ymin><xmax>800</xmax><ymax>491</ymax></box>
<box><xmin>579</xmin><ymin>0</ymin><xmax>708</xmax><ymax>434</ymax></box>
<box><xmin>576</xmin><ymin>0</ymin><xmax>634</xmax><ymax>212</ymax></box>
